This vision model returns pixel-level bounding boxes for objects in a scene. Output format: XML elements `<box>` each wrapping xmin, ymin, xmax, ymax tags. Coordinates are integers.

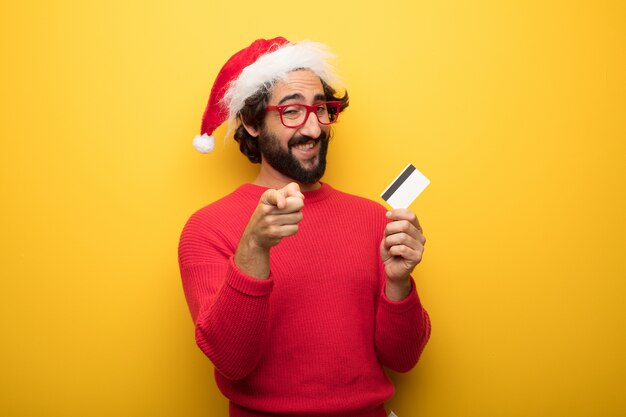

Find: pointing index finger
<box><xmin>260</xmin><ymin>183</ymin><xmax>305</xmax><ymax>210</ymax></box>
<box><xmin>261</xmin><ymin>189</ymin><xmax>286</xmax><ymax>209</ymax></box>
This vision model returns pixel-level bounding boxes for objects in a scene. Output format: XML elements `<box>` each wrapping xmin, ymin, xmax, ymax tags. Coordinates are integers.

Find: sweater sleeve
<box><xmin>181</xmin><ymin>258</ymin><xmax>273</xmax><ymax>380</ymax></box>
<box><xmin>179</xmin><ymin>211</ymin><xmax>274</xmax><ymax>380</ymax></box>
<box><xmin>374</xmin><ymin>271</ymin><xmax>431</xmax><ymax>373</ymax></box>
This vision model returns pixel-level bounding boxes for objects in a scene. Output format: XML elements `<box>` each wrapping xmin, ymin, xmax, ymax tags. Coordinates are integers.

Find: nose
<box><xmin>298</xmin><ymin>110</ymin><xmax>322</xmax><ymax>138</ymax></box>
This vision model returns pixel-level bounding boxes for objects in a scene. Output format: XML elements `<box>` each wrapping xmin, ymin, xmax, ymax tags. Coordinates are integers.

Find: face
<box><xmin>257</xmin><ymin>126</ymin><xmax>329</xmax><ymax>185</ymax></box>
<box><xmin>255</xmin><ymin>70</ymin><xmax>332</xmax><ymax>184</ymax></box>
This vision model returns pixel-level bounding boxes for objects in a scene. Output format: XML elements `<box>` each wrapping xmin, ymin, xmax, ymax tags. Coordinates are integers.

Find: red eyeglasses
<box><xmin>265</xmin><ymin>101</ymin><xmax>342</xmax><ymax>128</ymax></box>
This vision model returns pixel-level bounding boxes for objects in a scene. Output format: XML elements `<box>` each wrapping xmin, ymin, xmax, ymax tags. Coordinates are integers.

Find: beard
<box><xmin>257</xmin><ymin>127</ymin><xmax>329</xmax><ymax>185</ymax></box>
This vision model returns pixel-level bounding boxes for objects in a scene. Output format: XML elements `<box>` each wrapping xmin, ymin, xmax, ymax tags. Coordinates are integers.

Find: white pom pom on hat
<box><xmin>192</xmin><ymin>133</ymin><xmax>215</xmax><ymax>154</ymax></box>
<box><xmin>193</xmin><ymin>36</ymin><xmax>342</xmax><ymax>153</ymax></box>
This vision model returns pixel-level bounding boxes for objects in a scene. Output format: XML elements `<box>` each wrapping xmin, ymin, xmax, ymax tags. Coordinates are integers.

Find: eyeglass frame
<box><xmin>265</xmin><ymin>101</ymin><xmax>342</xmax><ymax>128</ymax></box>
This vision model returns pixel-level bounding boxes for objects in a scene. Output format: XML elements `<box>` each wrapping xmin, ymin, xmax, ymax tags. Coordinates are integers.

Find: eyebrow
<box><xmin>277</xmin><ymin>93</ymin><xmax>326</xmax><ymax>105</ymax></box>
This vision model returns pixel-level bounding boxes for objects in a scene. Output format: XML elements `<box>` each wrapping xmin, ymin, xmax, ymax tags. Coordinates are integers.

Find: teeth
<box><xmin>295</xmin><ymin>141</ymin><xmax>315</xmax><ymax>150</ymax></box>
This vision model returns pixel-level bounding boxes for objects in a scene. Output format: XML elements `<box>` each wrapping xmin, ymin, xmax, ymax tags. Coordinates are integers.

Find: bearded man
<box><xmin>179</xmin><ymin>37</ymin><xmax>431</xmax><ymax>417</ymax></box>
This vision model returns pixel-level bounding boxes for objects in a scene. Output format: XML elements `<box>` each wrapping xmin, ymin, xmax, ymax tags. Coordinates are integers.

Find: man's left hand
<box><xmin>380</xmin><ymin>209</ymin><xmax>426</xmax><ymax>301</ymax></box>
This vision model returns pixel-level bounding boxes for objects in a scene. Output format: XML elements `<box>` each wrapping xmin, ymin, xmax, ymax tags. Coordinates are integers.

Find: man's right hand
<box><xmin>234</xmin><ymin>182</ymin><xmax>304</xmax><ymax>279</ymax></box>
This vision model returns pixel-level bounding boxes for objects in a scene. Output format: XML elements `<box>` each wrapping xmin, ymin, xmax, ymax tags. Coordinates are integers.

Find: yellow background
<box><xmin>1</xmin><ymin>0</ymin><xmax>625</xmax><ymax>416</ymax></box>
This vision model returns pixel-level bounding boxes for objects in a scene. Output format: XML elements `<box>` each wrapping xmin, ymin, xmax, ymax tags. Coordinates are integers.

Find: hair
<box><xmin>233</xmin><ymin>78</ymin><xmax>349</xmax><ymax>163</ymax></box>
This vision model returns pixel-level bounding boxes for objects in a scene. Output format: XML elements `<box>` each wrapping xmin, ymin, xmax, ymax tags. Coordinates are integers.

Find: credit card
<box><xmin>380</xmin><ymin>163</ymin><xmax>430</xmax><ymax>209</ymax></box>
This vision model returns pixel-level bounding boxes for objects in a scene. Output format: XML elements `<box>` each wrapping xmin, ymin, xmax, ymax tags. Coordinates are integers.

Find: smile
<box><xmin>292</xmin><ymin>140</ymin><xmax>318</xmax><ymax>151</ymax></box>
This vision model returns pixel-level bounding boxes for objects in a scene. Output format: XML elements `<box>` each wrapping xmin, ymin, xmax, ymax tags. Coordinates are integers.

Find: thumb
<box><xmin>282</xmin><ymin>182</ymin><xmax>305</xmax><ymax>200</ymax></box>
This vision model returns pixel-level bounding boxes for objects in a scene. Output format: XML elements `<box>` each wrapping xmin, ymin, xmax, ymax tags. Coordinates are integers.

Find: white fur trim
<box><xmin>223</xmin><ymin>40</ymin><xmax>342</xmax><ymax>122</ymax></box>
<box><xmin>192</xmin><ymin>133</ymin><xmax>215</xmax><ymax>153</ymax></box>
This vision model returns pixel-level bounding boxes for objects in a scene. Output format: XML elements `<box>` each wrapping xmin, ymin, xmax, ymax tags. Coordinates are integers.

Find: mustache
<box><xmin>288</xmin><ymin>131</ymin><xmax>328</xmax><ymax>148</ymax></box>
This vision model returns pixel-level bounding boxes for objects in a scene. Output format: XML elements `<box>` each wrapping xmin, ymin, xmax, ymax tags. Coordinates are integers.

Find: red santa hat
<box><xmin>192</xmin><ymin>37</ymin><xmax>342</xmax><ymax>153</ymax></box>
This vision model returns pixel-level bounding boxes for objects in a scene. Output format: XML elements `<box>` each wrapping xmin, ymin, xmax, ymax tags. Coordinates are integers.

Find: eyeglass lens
<box><xmin>280</xmin><ymin>103</ymin><xmax>339</xmax><ymax>127</ymax></box>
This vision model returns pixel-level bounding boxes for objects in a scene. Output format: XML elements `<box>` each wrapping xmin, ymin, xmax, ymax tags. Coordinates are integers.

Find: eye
<box><xmin>282</xmin><ymin>106</ymin><xmax>304</xmax><ymax>119</ymax></box>
<box><xmin>316</xmin><ymin>103</ymin><xmax>328</xmax><ymax>114</ymax></box>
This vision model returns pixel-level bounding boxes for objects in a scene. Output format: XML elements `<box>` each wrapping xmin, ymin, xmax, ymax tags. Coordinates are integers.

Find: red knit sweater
<box><xmin>178</xmin><ymin>183</ymin><xmax>431</xmax><ymax>417</ymax></box>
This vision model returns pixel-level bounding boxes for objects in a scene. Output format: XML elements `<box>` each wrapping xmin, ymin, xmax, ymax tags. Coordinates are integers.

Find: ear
<box><xmin>242</xmin><ymin>121</ymin><xmax>260</xmax><ymax>138</ymax></box>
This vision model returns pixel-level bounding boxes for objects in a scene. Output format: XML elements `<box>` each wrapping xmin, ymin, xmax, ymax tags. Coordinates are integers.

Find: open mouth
<box><xmin>292</xmin><ymin>139</ymin><xmax>318</xmax><ymax>151</ymax></box>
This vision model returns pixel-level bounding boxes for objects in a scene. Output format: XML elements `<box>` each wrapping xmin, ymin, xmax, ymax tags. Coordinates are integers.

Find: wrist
<box><xmin>234</xmin><ymin>238</ymin><xmax>271</xmax><ymax>279</ymax></box>
<box><xmin>385</xmin><ymin>277</ymin><xmax>412</xmax><ymax>302</ymax></box>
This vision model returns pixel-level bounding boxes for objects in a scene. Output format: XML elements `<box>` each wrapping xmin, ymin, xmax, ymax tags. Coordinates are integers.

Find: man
<box><xmin>179</xmin><ymin>37</ymin><xmax>430</xmax><ymax>417</ymax></box>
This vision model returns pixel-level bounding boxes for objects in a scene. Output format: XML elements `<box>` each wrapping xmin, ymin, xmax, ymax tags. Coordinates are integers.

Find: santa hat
<box><xmin>192</xmin><ymin>37</ymin><xmax>342</xmax><ymax>153</ymax></box>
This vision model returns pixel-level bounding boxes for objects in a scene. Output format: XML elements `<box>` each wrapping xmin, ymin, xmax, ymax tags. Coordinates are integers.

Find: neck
<box><xmin>254</xmin><ymin>162</ymin><xmax>321</xmax><ymax>192</ymax></box>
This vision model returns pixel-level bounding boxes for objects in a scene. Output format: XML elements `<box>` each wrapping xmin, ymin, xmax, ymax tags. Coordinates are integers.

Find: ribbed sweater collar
<box><xmin>236</xmin><ymin>182</ymin><xmax>334</xmax><ymax>205</ymax></box>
